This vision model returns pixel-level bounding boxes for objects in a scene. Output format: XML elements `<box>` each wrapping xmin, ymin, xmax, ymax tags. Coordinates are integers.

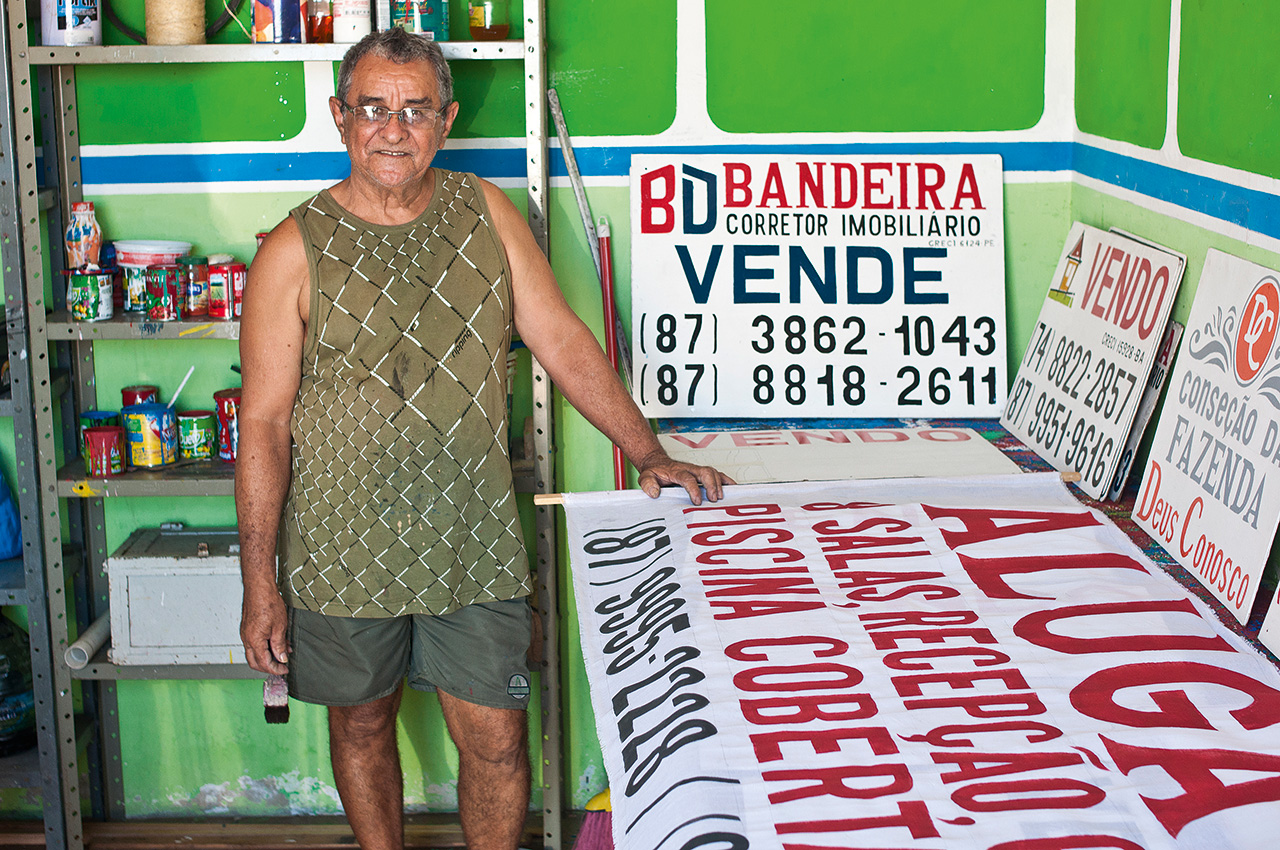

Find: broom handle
<box><xmin>598</xmin><ymin>219</ymin><xmax>627</xmax><ymax>490</ymax></box>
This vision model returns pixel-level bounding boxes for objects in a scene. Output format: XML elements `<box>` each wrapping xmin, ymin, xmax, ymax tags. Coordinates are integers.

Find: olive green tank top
<box><xmin>279</xmin><ymin>170</ymin><xmax>531</xmax><ymax>617</ymax></box>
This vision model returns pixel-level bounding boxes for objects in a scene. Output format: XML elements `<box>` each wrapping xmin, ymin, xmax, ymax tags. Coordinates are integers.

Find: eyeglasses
<box><xmin>340</xmin><ymin>102</ymin><xmax>448</xmax><ymax>129</ymax></box>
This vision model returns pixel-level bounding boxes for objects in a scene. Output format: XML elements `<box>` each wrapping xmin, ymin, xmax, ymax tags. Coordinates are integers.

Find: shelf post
<box><xmin>4</xmin><ymin>0</ymin><xmax>84</xmax><ymax>847</ymax></box>
<box><xmin>522</xmin><ymin>1</ymin><xmax>562</xmax><ymax>847</ymax></box>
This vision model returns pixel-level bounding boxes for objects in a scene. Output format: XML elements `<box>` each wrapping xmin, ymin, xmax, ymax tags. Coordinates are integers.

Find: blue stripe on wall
<box><xmin>1073</xmin><ymin>145</ymin><xmax>1280</xmax><ymax>238</ymax></box>
<box><xmin>80</xmin><ymin>141</ymin><xmax>1279</xmax><ymax>241</ymax></box>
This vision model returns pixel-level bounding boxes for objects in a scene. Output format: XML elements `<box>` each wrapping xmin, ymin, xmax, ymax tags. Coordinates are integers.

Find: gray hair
<box><xmin>336</xmin><ymin>28</ymin><xmax>454</xmax><ymax>107</ymax></box>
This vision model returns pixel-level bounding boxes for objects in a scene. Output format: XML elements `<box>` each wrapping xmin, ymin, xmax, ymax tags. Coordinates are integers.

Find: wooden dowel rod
<box><xmin>534</xmin><ymin>470</ymin><xmax>1081</xmax><ymax>504</ymax></box>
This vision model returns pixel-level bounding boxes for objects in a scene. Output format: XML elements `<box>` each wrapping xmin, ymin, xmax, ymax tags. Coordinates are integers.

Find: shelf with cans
<box><xmin>7</xmin><ymin>2</ymin><xmax>562</xmax><ymax>848</ymax></box>
<box><xmin>59</xmin><ymin>212</ymin><xmax>251</xmax><ymax>490</ymax></box>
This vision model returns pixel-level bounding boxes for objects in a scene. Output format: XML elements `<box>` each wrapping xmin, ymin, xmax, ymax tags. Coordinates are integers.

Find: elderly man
<box><xmin>236</xmin><ymin>27</ymin><xmax>729</xmax><ymax>850</ymax></box>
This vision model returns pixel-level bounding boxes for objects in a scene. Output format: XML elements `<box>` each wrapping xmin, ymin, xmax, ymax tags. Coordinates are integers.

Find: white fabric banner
<box><xmin>565</xmin><ymin>474</ymin><xmax>1280</xmax><ymax>850</ymax></box>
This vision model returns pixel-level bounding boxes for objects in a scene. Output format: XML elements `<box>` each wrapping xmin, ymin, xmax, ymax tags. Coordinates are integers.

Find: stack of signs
<box><xmin>1132</xmin><ymin>249</ymin><xmax>1280</xmax><ymax>628</ymax></box>
<box><xmin>630</xmin><ymin>154</ymin><xmax>1006</xmax><ymax>418</ymax></box>
<box><xmin>1002</xmin><ymin>223</ymin><xmax>1186</xmax><ymax>499</ymax></box>
<box><xmin>1107</xmin><ymin>319</ymin><xmax>1185</xmax><ymax>501</ymax></box>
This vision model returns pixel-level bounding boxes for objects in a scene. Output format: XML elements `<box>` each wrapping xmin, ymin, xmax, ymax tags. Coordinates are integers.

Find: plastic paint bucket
<box><xmin>122</xmin><ymin>403</ymin><xmax>177</xmax><ymax>468</ymax></box>
<box><xmin>121</xmin><ymin>385</ymin><xmax>159</xmax><ymax>406</ymax></box>
<box><xmin>177</xmin><ymin>410</ymin><xmax>216</xmax><ymax>460</ymax></box>
<box><xmin>84</xmin><ymin>426</ymin><xmax>126</xmax><ymax>477</ymax></box>
<box><xmin>79</xmin><ymin>410</ymin><xmax>120</xmax><ymax>463</ymax></box>
<box><xmin>112</xmin><ymin>240</ymin><xmax>191</xmax><ymax>267</ymax></box>
<box><xmin>65</xmin><ymin>269</ymin><xmax>114</xmax><ymax>321</ymax></box>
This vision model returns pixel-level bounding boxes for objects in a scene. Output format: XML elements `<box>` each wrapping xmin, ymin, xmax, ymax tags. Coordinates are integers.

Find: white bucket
<box><xmin>113</xmin><ymin>240</ymin><xmax>192</xmax><ymax>267</ymax></box>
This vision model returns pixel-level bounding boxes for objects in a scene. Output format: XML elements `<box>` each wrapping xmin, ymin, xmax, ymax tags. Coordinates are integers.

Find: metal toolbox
<box><xmin>106</xmin><ymin>526</ymin><xmax>245</xmax><ymax>665</ymax></box>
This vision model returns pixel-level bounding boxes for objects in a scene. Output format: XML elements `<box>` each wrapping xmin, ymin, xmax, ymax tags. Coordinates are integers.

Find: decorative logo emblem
<box><xmin>1234</xmin><ymin>277</ymin><xmax>1280</xmax><ymax>384</ymax></box>
<box><xmin>507</xmin><ymin>673</ymin><xmax>530</xmax><ymax>700</ymax></box>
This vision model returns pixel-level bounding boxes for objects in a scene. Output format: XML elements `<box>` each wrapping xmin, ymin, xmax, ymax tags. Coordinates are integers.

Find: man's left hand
<box><xmin>636</xmin><ymin>453</ymin><xmax>735</xmax><ymax>505</ymax></box>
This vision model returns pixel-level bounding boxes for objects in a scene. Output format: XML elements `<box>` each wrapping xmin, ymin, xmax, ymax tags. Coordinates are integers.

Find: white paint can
<box><xmin>41</xmin><ymin>0</ymin><xmax>102</xmax><ymax>46</ymax></box>
<box><xmin>333</xmin><ymin>0</ymin><xmax>372</xmax><ymax>42</ymax></box>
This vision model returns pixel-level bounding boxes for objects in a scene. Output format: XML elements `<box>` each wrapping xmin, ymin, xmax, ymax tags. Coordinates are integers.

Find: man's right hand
<box><xmin>241</xmin><ymin>587</ymin><xmax>290</xmax><ymax>675</ymax></box>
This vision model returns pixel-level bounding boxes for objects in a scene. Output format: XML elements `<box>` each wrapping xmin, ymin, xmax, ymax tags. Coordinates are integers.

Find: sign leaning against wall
<box><xmin>1133</xmin><ymin>249</ymin><xmax>1280</xmax><ymax>625</ymax></box>
<box><xmin>1002</xmin><ymin>223</ymin><xmax>1186</xmax><ymax>499</ymax></box>
<box><xmin>630</xmin><ymin>154</ymin><xmax>1006</xmax><ymax>418</ymax></box>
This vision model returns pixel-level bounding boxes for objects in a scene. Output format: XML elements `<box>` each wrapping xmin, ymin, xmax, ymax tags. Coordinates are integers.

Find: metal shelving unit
<box><xmin>6</xmin><ymin>3</ymin><xmax>560</xmax><ymax>848</ymax></box>
<box><xmin>0</xmin><ymin>0</ymin><xmax>74</xmax><ymax>845</ymax></box>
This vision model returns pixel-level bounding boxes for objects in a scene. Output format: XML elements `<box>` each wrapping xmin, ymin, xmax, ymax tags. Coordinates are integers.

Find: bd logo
<box><xmin>1234</xmin><ymin>277</ymin><xmax>1280</xmax><ymax>384</ymax></box>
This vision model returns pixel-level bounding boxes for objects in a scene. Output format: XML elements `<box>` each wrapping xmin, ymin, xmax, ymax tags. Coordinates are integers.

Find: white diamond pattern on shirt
<box><xmin>280</xmin><ymin>172</ymin><xmax>530</xmax><ymax>618</ymax></box>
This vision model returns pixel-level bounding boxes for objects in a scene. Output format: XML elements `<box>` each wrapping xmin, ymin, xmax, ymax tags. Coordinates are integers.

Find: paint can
<box><xmin>84</xmin><ymin>426</ymin><xmax>126</xmax><ymax>477</ymax></box>
<box><xmin>41</xmin><ymin>0</ymin><xmax>102</xmax><ymax>47</ymax></box>
<box><xmin>121</xmin><ymin>385</ymin><xmax>159</xmax><ymax>407</ymax></box>
<box><xmin>80</xmin><ymin>410</ymin><xmax>120</xmax><ymax>463</ymax></box>
<box><xmin>391</xmin><ymin>0</ymin><xmax>446</xmax><ymax>40</ymax></box>
<box><xmin>231</xmin><ymin>262</ymin><xmax>247</xmax><ymax>319</ymax></box>
<box><xmin>214</xmin><ymin>389</ymin><xmax>241</xmax><ymax>462</ymax></box>
<box><xmin>333</xmin><ymin>0</ymin><xmax>371</xmax><ymax>42</ymax></box>
<box><xmin>122</xmin><ymin>403</ymin><xmax>177</xmax><ymax>468</ymax></box>
<box><xmin>145</xmin><ymin>264</ymin><xmax>182</xmax><ymax>321</ymax></box>
<box><xmin>253</xmin><ymin>0</ymin><xmax>302</xmax><ymax>42</ymax></box>
<box><xmin>178</xmin><ymin>255</ymin><xmax>209</xmax><ymax>317</ymax></box>
<box><xmin>120</xmin><ymin>265</ymin><xmax>149</xmax><ymax>311</ymax></box>
<box><xmin>208</xmin><ymin>263</ymin><xmax>233</xmax><ymax>320</ymax></box>
<box><xmin>65</xmin><ymin>268</ymin><xmax>114</xmax><ymax>322</ymax></box>
<box><xmin>177</xmin><ymin>410</ymin><xmax>217</xmax><ymax>460</ymax></box>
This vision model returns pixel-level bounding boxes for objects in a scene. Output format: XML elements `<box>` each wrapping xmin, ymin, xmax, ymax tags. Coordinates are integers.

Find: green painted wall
<box><xmin>81</xmin><ymin>0</ymin><xmax>672</xmax><ymax>142</ymax></box>
<box><xmin>1075</xmin><ymin>0</ymin><xmax>1169</xmax><ymax>148</ymax></box>
<box><xmin>706</xmin><ymin>0</ymin><xmax>1046</xmax><ymax>132</ymax></box>
<box><xmin>1179</xmin><ymin>2</ymin><xmax>1280</xmax><ymax>180</ymax></box>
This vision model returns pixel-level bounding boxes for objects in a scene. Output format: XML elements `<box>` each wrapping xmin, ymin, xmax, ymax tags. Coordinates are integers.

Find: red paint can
<box><xmin>84</xmin><ymin>426</ymin><xmax>126</xmax><ymax>477</ymax></box>
<box><xmin>231</xmin><ymin>262</ymin><xmax>247</xmax><ymax>319</ymax></box>
<box><xmin>145</xmin><ymin>264</ymin><xmax>182</xmax><ymax>321</ymax></box>
<box><xmin>178</xmin><ymin>255</ymin><xmax>209</xmax><ymax>317</ymax></box>
<box><xmin>208</xmin><ymin>263</ymin><xmax>233</xmax><ymax>320</ymax></box>
<box><xmin>214</xmin><ymin>388</ymin><xmax>241</xmax><ymax>462</ymax></box>
<box><xmin>122</xmin><ymin>385</ymin><xmax>159</xmax><ymax>406</ymax></box>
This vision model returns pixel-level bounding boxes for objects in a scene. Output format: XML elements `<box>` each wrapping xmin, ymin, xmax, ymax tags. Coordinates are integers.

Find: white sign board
<box><xmin>1002</xmin><ymin>223</ymin><xmax>1185</xmax><ymax>499</ymax></box>
<box><xmin>565</xmin><ymin>474</ymin><xmax>1280</xmax><ymax>850</ymax></box>
<box><xmin>1132</xmin><ymin>249</ymin><xmax>1280</xmax><ymax>624</ymax></box>
<box><xmin>659</xmin><ymin>426</ymin><xmax>1020</xmax><ymax>483</ymax></box>
<box><xmin>630</xmin><ymin>154</ymin><xmax>1006</xmax><ymax>417</ymax></box>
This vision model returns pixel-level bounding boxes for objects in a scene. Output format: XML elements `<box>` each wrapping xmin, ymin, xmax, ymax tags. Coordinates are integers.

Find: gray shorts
<box><xmin>285</xmin><ymin>598</ymin><xmax>533</xmax><ymax>710</ymax></box>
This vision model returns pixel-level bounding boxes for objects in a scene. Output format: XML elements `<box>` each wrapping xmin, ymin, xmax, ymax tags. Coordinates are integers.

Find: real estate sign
<box><xmin>1133</xmin><ymin>249</ymin><xmax>1280</xmax><ymax>623</ymax></box>
<box><xmin>1002</xmin><ymin>223</ymin><xmax>1185</xmax><ymax>499</ymax></box>
<box><xmin>630</xmin><ymin>154</ymin><xmax>1006</xmax><ymax>417</ymax></box>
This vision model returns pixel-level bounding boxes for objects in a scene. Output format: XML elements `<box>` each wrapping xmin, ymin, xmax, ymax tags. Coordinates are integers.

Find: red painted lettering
<box><xmin>1073</xmin><ymin>661</ymin><xmax>1280</xmax><ymax>730</ymax></box>
<box><xmin>639</xmin><ymin>165</ymin><xmax>676</xmax><ymax>233</ymax></box>
<box><xmin>1014</xmin><ymin>598</ymin><xmax>1232</xmax><ymax>655</ymax></box>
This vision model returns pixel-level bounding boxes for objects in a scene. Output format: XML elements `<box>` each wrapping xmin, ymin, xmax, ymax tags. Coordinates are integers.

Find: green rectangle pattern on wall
<box><xmin>1075</xmin><ymin>0</ymin><xmax>1170</xmax><ymax>150</ymax></box>
<box><xmin>705</xmin><ymin>0</ymin><xmax>1045</xmax><ymax>133</ymax></box>
<box><xmin>1178</xmin><ymin>3</ymin><xmax>1280</xmax><ymax>181</ymax></box>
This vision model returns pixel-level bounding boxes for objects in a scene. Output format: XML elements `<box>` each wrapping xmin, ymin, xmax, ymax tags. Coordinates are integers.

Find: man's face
<box><xmin>330</xmin><ymin>53</ymin><xmax>460</xmax><ymax>191</ymax></box>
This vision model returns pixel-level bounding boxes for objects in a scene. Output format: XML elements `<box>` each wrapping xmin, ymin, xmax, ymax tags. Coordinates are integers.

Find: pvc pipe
<box><xmin>64</xmin><ymin>613</ymin><xmax>110</xmax><ymax>669</ymax></box>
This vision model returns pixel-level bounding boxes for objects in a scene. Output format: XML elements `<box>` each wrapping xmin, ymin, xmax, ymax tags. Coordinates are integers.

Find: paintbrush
<box><xmin>263</xmin><ymin>674</ymin><xmax>289</xmax><ymax>724</ymax></box>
